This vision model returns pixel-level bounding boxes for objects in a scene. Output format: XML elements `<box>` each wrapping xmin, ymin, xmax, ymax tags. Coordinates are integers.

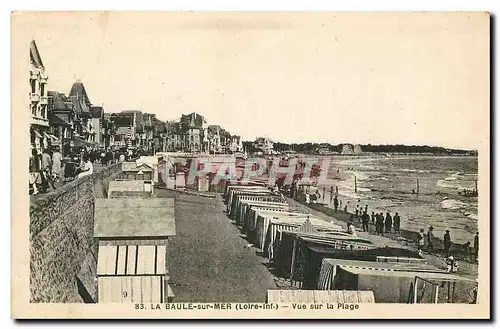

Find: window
<box><xmin>30</xmin><ymin>79</ymin><xmax>36</xmax><ymax>94</ymax></box>
<box><xmin>40</xmin><ymin>83</ymin><xmax>45</xmax><ymax>97</ymax></box>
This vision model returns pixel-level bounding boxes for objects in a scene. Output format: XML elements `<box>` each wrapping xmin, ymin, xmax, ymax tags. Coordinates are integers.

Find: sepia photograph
<box><xmin>11</xmin><ymin>11</ymin><xmax>490</xmax><ymax>319</ymax></box>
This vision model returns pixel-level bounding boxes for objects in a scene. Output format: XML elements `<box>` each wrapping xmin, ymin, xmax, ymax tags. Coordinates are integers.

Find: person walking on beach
<box><xmin>371</xmin><ymin>211</ymin><xmax>375</xmax><ymax>225</ymax></box>
<box><xmin>376</xmin><ymin>213</ymin><xmax>384</xmax><ymax>236</ymax></box>
<box><xmin>393</xmin><ymin>212</ymin><xmax>401</xmax><ymax>234</ymax></box>
<box><xmin>361</xmin><ymin>211</ymin><xmax>370</xmax><ymax>232</ymax></box>
<box><xmin>427</xmin><ymin>226</ymin><xmax>435</xmax><ymax>254</ymax></box>
<box><xmin>474</xmin><ymin>232</ymin><xmax>479</xmax><ymax>262</ymax></box>
<box><xmin>385</xmin><ymin>212</ymin><xmax>393</xmax><ymax>233</ymax></box>
<box><xmin>418</xmin><ymin>229</ymin><xmax>425</xmax><ymax>256</ymax></box>
<box><xmin>355</xmin><ymin>204</ymin><xmax>360</xmax><ymax>217</ymax></box>
<box><xmin>333</xmin><ymin>195</ymin><xmax>339</xmax><ymax>213</ymax></box>
<box><xmin>443</xmin><ymin>230</ymin><xmax>452</xmax><ymax>258</ymax></box>
<box><xmin>364</xmin><ymin>205</ymin><xmax>368</xmax><ymax>214</ymax></box>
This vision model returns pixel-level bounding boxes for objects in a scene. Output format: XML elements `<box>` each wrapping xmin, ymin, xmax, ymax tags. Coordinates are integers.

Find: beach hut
<box><xmin>121</xmin><ymin>162</ymin><xmax>154</xmax><ymax>181</ymax></box>
<box><xmin>97</xmin><ymin>245</ymin><xmax>175</xmax><ymax>303</ymax></box>
<box><xmin>233</xmin><ymin>198</ymin><xmax>288</xmax><ymax>223</ymax></box>
<box><xmin>94</xmin><ymin>198</ymin><xmax>176</xmax><ymax>246</ymax></box>
<box><xmin>299</xmin><ymin>245</ymin><xmax>424</xmax><ymax>290</ymax></box>
<box><xmin>227</xmin><ymin>189</ymin><xmax>275</xmax><ymax>215</ymax></box>
<box><xmin>250</xmin><ymin>212</ymin><xmax>343</xmax><ymax>256</ymax></box>
<box><xmin>108</xmin><ymin>179</ymin><xmax>154</xmax><ymax>199</ymax></box>
<box><xmin>266</xmin><ymin>289</ymin><xmax>375</xmax><ymax>304</ymax></box>
<box><xmin>136</xmin><ymin>156</ymin><xmax>160</xmax><ymax>186</ymax></box>
<box><xmin>230</xmin><ymin>193</ymin><xmax>281</xmax><ymax>216</ymax></box>
<box><xmin>273</xmin><ymin>229</ymin><xmax>374</xmax><ymax>279</ymax></box>
<box><xmin>94</xmin><ymin>198</ymin><xmax>177</xmax><ymax>303</ymax></box>
<box><xmin>226</xmin><ymin>187</ymin><xmax>272</xmax><ymax>212</ymax></box>
<box><xmin>240</xmin><ymin>204</ymin><xmax>292</xmax><ymax>233</ymax></box>
<box><xmin>330</xmin><ymin>262</ymin><xmax>475</xmax><ymax>303</ymax></box>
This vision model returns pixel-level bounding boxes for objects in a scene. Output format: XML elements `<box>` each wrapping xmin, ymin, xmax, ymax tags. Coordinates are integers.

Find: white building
<box><xmin>341</xmin><ymin>144</ymin><xmax>354</xmax><ymax>155</ymax></box>
<box><xmin>254</xmin><ymin>137</ymin><xmax>274</xmax><ymax>154</ymax></box>
<box><xmin>29</xmin><ymin>40</ymin><xmax>50</xmax><ymax>153</ymax></box>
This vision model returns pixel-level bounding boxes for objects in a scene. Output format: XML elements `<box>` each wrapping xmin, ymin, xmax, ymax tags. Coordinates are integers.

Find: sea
<box><xmin>313</xmin><ymin>155</ymin><xmax>479</xmax><ymax>244</ymax></box>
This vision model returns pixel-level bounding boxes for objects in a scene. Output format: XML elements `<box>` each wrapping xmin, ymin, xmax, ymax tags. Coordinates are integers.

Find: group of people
<box><xmin>29</xmin><ymin>145</ymin><xmax>140</xmax><ymax>196</ymax></box>
<box><xmin>29</xmin><ymin>147</ymin><xmax>63</xmax><ymax>195</ymax></box>
<box><xmin>418</xmin><ymin>227</ymin><xmax>479</xmax><ymax>263</ymax></box>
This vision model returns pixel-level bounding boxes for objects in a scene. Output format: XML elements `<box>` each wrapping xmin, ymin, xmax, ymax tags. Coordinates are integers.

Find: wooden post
<box><xmin>413</xmin><ymin>277</ymin><xmax>418</xmax><ymax>304</ymax></box>
<box><xmin>417</xmin><ymin>178</ymin><xmax>420</xmax><ymax>196</ymax></box>
<box><xmin>434</xmin><ymin>285</ymin><xmax>439</xmax><ymax>303</ymax></box>
<box><xmin>355</xmin><ymin>176</ymin><xmax>358</xmax><ymax>193</ymax></box>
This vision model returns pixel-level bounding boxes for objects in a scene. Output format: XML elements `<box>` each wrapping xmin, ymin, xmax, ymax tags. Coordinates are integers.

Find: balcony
<box><xmin>30</xmin><ymin>70</ymin><xmax>39</xmax><ymax>80</ymax></box>
<box><xmin>40</xmin><ymin>72</ymin><xmax>48</xmax><ymax>83</ymax></box>
<box><xmin>30</xmin><ymin>93</ymin><xmax>40</xmax><ymax>102</ymax></box>
<box><xmin>30</xmin><ymin>116</ymin><xmax>50</xmax><ymax>127</ymax></box>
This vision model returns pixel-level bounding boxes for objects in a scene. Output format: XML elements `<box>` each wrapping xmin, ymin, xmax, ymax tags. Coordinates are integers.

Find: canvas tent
<box><xmin>273</xmin><ymin>229</ymin><xmax>374</xmax><ymax>279</ymax></box>
<box><xmin>297</xmin><ymin>245</ymin><xmax>424</xmax><ymax>289</ymax></box>
<box><xmin>331</xmin><ymin>264</ymin><xmax>475</xmax><ymax>303</ymax></box>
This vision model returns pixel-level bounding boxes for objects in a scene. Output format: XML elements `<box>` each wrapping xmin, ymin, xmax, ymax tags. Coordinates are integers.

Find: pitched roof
<box><xmin>48</xmin><ymin>112</ymin><xmax>71</xmax><ymax>126</ymax></box>
<box><xmin>48</xmin><ymin>91</ymin><xmax>70</xmax><ymax>111</ymax></box>
<box><xmin>90</xmin><ymin>106</ymin><xmax>104</xmax><ymax>119</ymax></box>
<box><xmin>208</xmin><ymin>125</ymin><xmax>222</xmax><ymax>134</ymax></box>
<box><xmin>30</xmin><ymin>40</ymin><xmax>44</xmax><ymax>68</ymax></box>
<box><xmin>69</xmin><ymin>81</ymin><xmax>91</xmax><ymax>105</ymax></box>
<box><xmin>180</xmin><ymin>112</ymin><xmax>205</xmax><ymax>129</ymax></box>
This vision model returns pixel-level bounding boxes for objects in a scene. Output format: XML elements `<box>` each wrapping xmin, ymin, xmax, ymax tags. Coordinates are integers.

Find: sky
<box><xmin>27</xmin><ymin>12</ymin><xmax>488</xmax><ymax>149</ymax></box>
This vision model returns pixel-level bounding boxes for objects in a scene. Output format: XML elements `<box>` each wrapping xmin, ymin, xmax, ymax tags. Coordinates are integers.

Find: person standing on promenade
<box><xmin>323</xmin><ymin>186</ymin><xmax>326</xmax><ymax>201</ymax></box>
<box><xmin>29</xmin><ymin>148</ymin><xmax>41</xmax><ymax>195</ymax></box>
<box><xmin>355</xmin><ymin>204</ymin><xmax>360</xmax><ymax>218</ymax></box>
<box><xmin>361</xmin><ymin>211</ymin><xmax>370</xmax><ymax>232</ymax></box>
<box><xmin>427</xmin><ymin>226</ymin><xmax>435</xmax><ymax>254</ymax></box>
<box><xmin>474</xmin><ymin>232</ymin><xmax>479</xmax><ymax>262</ymax></box>
<box><xmin>393</xmin><ymin>212</ymin><xmax>401</xmax><ymax>234</ymax></box>
<box><xmin>333</xmin><ymin>195</ymin><xmax>339</xmax><ymax>212</ymax></box>
<box><xmin>443</xmin><ymin>230</ymin><xmax>452</xmax><ymax>258</ymax></box>
<box><xmin>418</xmin><ymin>229</ymin><xmax>425</xmax><ymax>256</ymax></box>
<box><xmin>330</xmin><ymin>186</ymin><xmax>334</xmax><ymax>202</ymax></box>
<box><xmin>371</xmin><ymin>211</ymin><xmax>375</xmax><ymax>225</ymax></box>
<box><xmin>385</xmin><ymin>212</ymin><xmax>393</xmax><ymax>233</ymax></box>
<box><xmin>51</xmin><ymin>146</ymin><xmax>63</xmax><ymax>183</ymax></box>
<box><xmin>40</xmin><ymin>149</ymin><xmax>53</xmax><ymax>192</ymax></box>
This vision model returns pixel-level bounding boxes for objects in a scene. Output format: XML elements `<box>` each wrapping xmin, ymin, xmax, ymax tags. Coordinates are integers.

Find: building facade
<box><xmin>254</xmin><ymin>137</ymin><xmax>274</xmax><ymax>154</ymax></box>
<box><xmin>30</xmin><ymin>40</ymin><xmax>51</xmax><ymax>153</ymax></box>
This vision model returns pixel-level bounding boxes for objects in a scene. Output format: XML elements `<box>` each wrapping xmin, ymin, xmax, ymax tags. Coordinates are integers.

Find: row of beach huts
<box><xmin>223</xmin><ymin>182</ymin><xmax>475</xmax><ymax>304</ymax></box>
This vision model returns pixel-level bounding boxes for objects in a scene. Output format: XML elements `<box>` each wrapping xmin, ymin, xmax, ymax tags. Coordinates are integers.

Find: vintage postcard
<box><xmin>11</xmin><ymin>11</ymin><xmax>490</xmax><ymax>319</ymax></box>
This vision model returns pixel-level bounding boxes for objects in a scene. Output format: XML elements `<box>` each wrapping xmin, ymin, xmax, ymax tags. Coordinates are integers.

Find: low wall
<box><xmin>29</xmin><ymin>162</ymin><xmax>123</xmax><ymax>303</ymax></box>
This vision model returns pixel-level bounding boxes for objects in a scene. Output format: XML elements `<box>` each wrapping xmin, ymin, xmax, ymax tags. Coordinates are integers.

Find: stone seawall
<box><xmin>29</xmin><ymin>162</ymin><xmax>123</xmax><ymax>303</ymax></box>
